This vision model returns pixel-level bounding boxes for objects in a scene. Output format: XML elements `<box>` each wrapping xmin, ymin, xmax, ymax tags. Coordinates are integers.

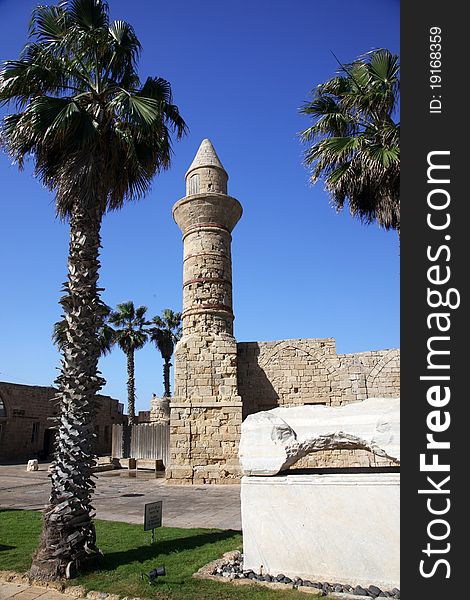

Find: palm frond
<box><xmin>68</xmin><ymin>0</ymin><xmax>109</xmax><ymax>31</ymax></box>
<box><xmin>29</xmin><ymin>4</ymin><xmax>68</xmax><ymax>44</ymax></box>
<box><xmin>107</xmin><ymin>20</ymin><xmax>141</xmax><ymax>82</ymax></box>
<box><xmin>299</xmin><ymin>48</ymin><xmax>400</xmax><ymax>232</ymax></box>
<box><xmin>111</xmin><ymin>91</ymin><xmax>162</xmax><ymax>127</ymax></box>
<box><xmin>109</xmin><ymin>301</ymin><xmax>148</xmax><ymax>354</ymax></box>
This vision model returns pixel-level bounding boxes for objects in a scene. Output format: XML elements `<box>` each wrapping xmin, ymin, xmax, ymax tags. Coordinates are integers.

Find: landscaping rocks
<box><xmin>196</xmin><ymin>554</ymin><xmax>401</xmax><ymax>598</ymax></box>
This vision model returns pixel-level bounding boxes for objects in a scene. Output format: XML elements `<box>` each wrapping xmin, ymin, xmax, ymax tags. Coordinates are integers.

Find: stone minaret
<box><xmin>167</xmin><ymin>139</ymin><xmax>243</xmax><ymax>484</ymax></box>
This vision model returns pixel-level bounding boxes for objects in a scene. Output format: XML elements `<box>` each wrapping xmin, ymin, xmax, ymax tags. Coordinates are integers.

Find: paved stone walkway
<box><xmin>0</xmin><ymin>581</ymin><xmax>71</xmax><ymax>600</ymax></box>
<box><xmin>0</xmin><ymin>463</ymin><xmax>241</xmax><ymax>530</ymax></box>
<box><xmin>0</xmin><ymin>464</ymin><xmax>241</xmax><ymax>600</ymax></box>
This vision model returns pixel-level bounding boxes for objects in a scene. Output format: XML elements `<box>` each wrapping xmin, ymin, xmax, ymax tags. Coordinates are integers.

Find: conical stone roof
<box><xmin>186</xmin><ymin>139</ymin><xmax>227</xmax><ymax>177</ymax></box>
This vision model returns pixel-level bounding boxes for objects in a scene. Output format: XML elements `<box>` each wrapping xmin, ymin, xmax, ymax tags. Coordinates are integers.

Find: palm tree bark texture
<box><xmin>30</xmin><ymin>204</ymin><xmax>105</xmax><ymax>580</ymax></box>
<box><xmin>126</xmin><ymin>350</ymin><xmax>136</xmax><ymax>425</ymax></box>
<box><xmin>163</xmin><ymin>356</ymin><xmax>172</xmax><ymax>399</ymax></box>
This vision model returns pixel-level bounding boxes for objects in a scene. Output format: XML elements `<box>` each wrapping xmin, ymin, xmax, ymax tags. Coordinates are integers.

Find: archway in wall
<box><xmin>255</xmin><ymin>340</ymin><xmax>340</xmax><ymax>408</ymax></box>
<box><xmin>366</xmin><ymin>349</ymin><xmax>400</xmax><ymax>396</ymax></box>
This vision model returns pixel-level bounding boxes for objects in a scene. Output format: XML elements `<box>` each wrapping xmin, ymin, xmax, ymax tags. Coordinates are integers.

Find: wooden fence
<box><xmin>112</xmin><ymin>423</ymin><xmax>169</xmax><ymax>467</ymax></box>
<box><xmin>111</xmin><ymin>424</ymin><xmax>126</xmax><ymax>459</ymax></box>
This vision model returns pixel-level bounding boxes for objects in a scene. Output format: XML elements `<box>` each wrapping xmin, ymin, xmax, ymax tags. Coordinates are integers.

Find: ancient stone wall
<box><xmin>137</xmin><ymin>410</ymin><xmax>151</xmax><ymax>423</ymax></box>
<box><xmin>237</xmin><ymin>338</ymin><xmax>399</xmax><ymax>417</ymax></box>
<box><xmin>237</xmin><ymin>339</ymin><xmax>400</xmax><ymax>470</ymax></box>
<box><xmin>292</xmin><ymin>448</ymin><xmax>398</xmax><ymax>470</ymax></box>
<box><xmin>0</xmin><ymin>382</ymin><xmax>125</xmax><ymax>462</ymax></box>
<box><xmin>166</xmin><ymin>402</ymin><xmax>242</xmax><ymax>484</ymax></box>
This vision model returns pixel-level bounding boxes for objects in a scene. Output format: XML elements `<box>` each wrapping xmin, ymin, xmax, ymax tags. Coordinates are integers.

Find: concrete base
<box><xmin>241</xmin><ymin>472</ymin><xmax>399</xmax><ymax>590</ymax></box>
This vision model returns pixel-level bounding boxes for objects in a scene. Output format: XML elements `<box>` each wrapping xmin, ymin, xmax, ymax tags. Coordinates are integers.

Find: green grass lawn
<box><xmin>0</xmin><ymin>509</ymin><xmax>303</xmax><ymax>600</ymax></box>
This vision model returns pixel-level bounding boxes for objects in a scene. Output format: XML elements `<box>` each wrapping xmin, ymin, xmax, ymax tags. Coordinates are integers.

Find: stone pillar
<box><xmin>166</xmin><ymin>139</ymin><xmax>243</xmax><ymax>484</ymax></box>
<box><xmin>150</xmin><ymin>394</ymin><xmax>170</xmax><ymax>424</ymax></box>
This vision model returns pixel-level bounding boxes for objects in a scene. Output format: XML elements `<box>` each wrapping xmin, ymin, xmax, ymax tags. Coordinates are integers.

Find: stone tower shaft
<box><xmin>167</xmin><ymin>139</ymin><xmax>243</xmax><ymax>484</ymax></box>
<box><xmin>172</xmin><ymin>139</ymin><xmax>242</xmax><ymax>337</ymax></box>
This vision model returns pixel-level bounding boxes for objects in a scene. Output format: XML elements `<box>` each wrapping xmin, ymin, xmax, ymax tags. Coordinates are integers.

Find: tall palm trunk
<box><xmin>30</xmin><ymin>204</ymin><xmax>105</xmax><ymax>580</ymax></box>
<box><xmin>126</xmin><ymin>350</ymin><xmax>136</xmax><ymax>425</ymax></box>
<box><xmin>163</xmin><ymin>357</ymin><xmax>172</xmax><ymax>398</ymax></box>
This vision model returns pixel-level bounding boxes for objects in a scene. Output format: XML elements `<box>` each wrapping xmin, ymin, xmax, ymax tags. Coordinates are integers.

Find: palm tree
<box><xmin>0</xmin><ymin>0</ymin><xmax>186</xmax><ymax>580</ymax></box>
<box><xmin>299</xmin><ymin>49</ymin><xmax>400</xmax><ymax>234</ymax></box>
<box><xmin>108</xmin><ymin>302</ymin><xmax>148</xmax><ymax>425</ymax></box>
<box><xmin>149</xmin><ymin>309</ymin><xmax>182</xmax><ymax>397</ymax></box>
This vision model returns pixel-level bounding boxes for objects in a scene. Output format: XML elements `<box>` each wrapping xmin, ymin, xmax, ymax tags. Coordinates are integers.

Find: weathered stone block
<box><xmin>239</xmin><ymin>398</ymin><xmax>400</xmax><ymax>476</ymax></box>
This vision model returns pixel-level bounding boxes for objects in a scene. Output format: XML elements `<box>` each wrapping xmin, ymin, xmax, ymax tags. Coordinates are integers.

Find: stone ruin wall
<box><xmin>166</xmin><ymin>334</ymin><xmax>243</xmax><ymax>484</ymax></box>
<box><xmin>167</xmin><ymin>402</ymin><xmax>242</xmax><ymax>484</ymax></box>
<box><xmin>168</xmin><ymin>337</ymin><xmax>400</xmax><ymax>481</ymax></box>
<box><xmin>0</xmin><ymin>382</ymin><xmax>125</xmax><ymax>461</ymax></box>
<box><xmin>237</xmin><ymin>338</ymin><xmax>400</xmax><ymax>414</ymax></box>
<box><xmin>237</xmin><ymin>338</ymin><xmax>400</xmax><ymax>470</ymax></box>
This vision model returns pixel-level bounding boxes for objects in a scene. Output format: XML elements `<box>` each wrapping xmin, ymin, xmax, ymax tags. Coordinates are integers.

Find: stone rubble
<box><xmin>210</xmin><ymin>555</ymin><xmax>400</xmax><ymax>598</ymax></box>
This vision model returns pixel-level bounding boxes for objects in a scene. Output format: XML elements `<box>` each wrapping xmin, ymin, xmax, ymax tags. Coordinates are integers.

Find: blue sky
<box><xmin>0</xmin><ymin>0</ymin><xmax>400</xmax><ymax>413</ymax></box>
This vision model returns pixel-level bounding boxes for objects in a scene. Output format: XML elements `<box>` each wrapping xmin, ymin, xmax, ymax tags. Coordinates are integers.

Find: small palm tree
<box><xmin>299</xmin><ymin>49</ymin><xmax>400</xmax><ymax>234</ymax></box>
<box><xmin>149</xmin><ymin>309</ymin><xmax>182</xmax><ymax>398</ymax></box>
<box><xmin>109</xmin><ymin>302</ymin><xmax>148</xmax><ymax>425</ymax></box>
<box><xmin>0</xmin><ymin>0</ymin><xmax>186</xmax><ymax>579</ymax></box>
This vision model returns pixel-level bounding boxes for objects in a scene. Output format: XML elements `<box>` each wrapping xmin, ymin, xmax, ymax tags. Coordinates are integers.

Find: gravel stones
<box><xmin>368</xmin><ymin>584</ymin><xmax>382</xmax><ymax>597</ymax></box>
<box><xmin>210</xmin><ymin>554</ymin><xmax>401</xmax><ymax>598</ymax></box>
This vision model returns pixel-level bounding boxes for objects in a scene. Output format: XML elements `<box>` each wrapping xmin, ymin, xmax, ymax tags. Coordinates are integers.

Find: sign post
<box><xmin>144</xmin><ymin>501</ymin><xmax>162</xmax><ymax>544</ymax></box>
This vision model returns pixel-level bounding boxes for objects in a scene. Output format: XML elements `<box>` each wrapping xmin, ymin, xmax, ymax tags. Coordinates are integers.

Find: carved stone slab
<box><xmin>239</xmin><ymin>397</ymin><xmax>400</xmax><ymax>476</ymax></box>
